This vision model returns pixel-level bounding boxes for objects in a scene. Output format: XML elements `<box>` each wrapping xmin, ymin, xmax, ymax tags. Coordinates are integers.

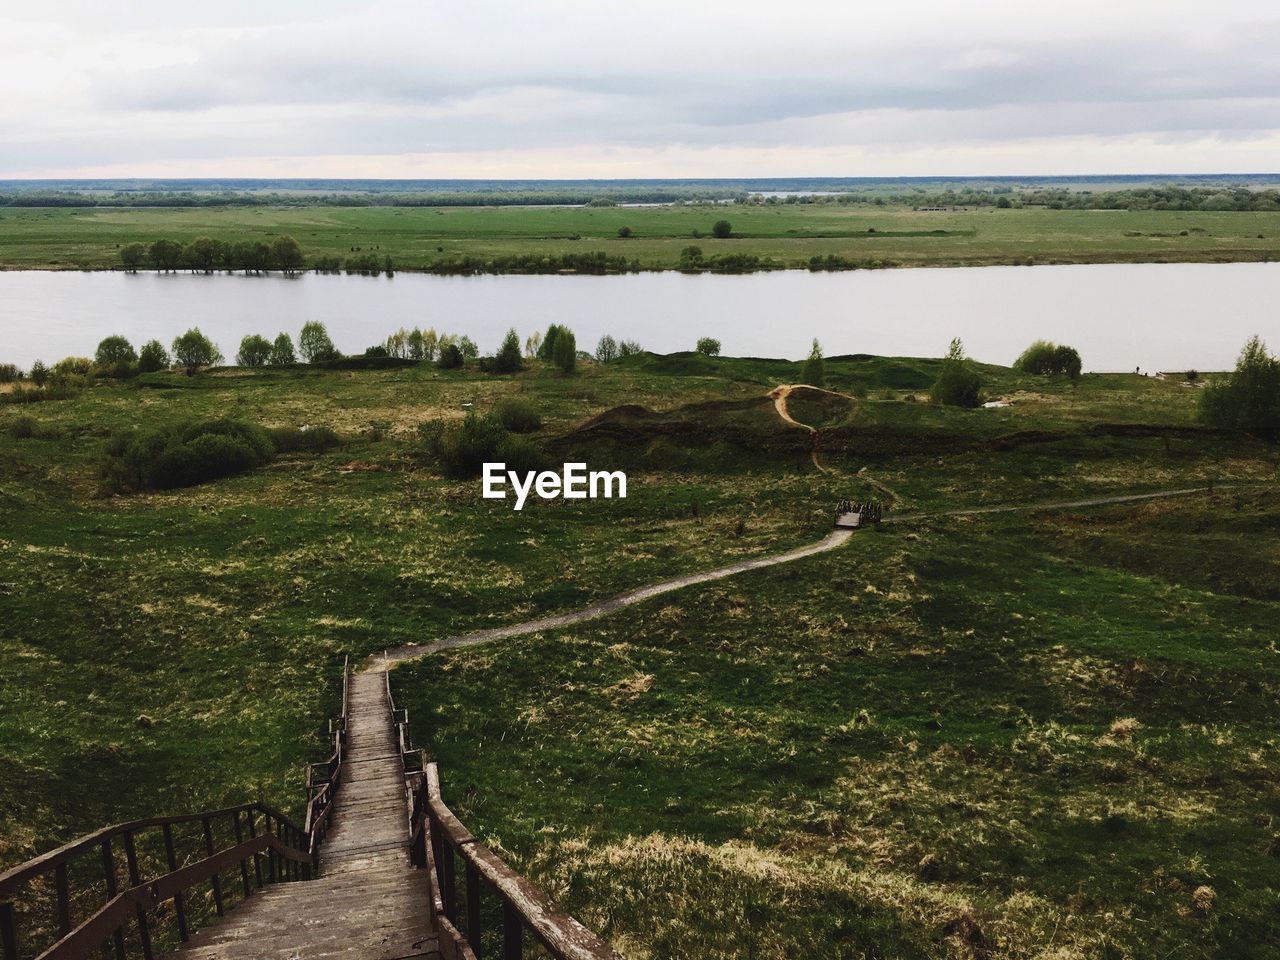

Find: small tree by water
<box><xmin>1201</xmin><ymin>335</ymin><xmax>1280</xmax><ymax>439</ymax></box>
<box><xmin>930</xmin><ymin>337</ymin><xmax>982</xmax><ymax>408</ymax></box>
<box><xmin>801</xmin><ymin>338</ymin><xmax>825</xmax><ymax>388</ymax></box>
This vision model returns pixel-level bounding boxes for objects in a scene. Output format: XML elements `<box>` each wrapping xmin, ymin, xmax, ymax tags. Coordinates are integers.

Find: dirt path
<box><xmin>378</xmin><ymin>485</ymin><xmax>1221</xmax><ymax>669</ymax></box>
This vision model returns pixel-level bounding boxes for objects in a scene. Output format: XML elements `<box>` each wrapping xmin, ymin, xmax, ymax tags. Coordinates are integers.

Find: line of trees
<box><xmin>121</xmin><ymin>236</ymin><xmax>305</xmax><ymax>274</ymax></box>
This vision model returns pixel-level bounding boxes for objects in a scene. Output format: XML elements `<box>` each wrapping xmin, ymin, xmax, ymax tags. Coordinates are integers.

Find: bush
<box><xmin>95</xmin><ymin>336</ymin><xmax>137</xmax><ymax>367</ymax></box>
<box><xmin>1014</xmin><ymin>340</ymin><xmax>1082</xmax><ymax>380</ymax></box>
<box><xmin>712</xmin><ymin>220</ymin><xmax>732</xmax><ymax>239</ymax></box>
<box><xmin>537</xmin><ymin>324</ymin><xmax>570</xmax><ymax>361</ymax></box>
<box><xmin>1201</xmin><ymin>335</ymin><xmax>1280</xmax><ymax>439</ymax></box>
<box><xmin>492</xmin><ymin>329</ymin><xmax>523</xmax><ymax>374</ymax></box>
<box><xmin>0</xmin><ymin>363</ymin><xmax>21</xmax><ymax>383</ymax></box>
<box><xmin>8</xmin><ymin>414</ymin><xmax>39</xmax><ymax>438</ymax></box>
<box><xmin>696</xmin><ymin>337</ymin><xmax>721</xmax><ymax>357</ymax></box>
<box><xmin>437</xmin><ymin>343</ymin><xmax>464</xmax><ymax>369</ymax></box>
<box><xmin>363</xmin><ymin>345</ymin><xmax>390</xmax><ymax>358</ymax></box>
<box><xmin>495</xmin><ymin>398</ymin><xmax>542</xmax><ymax>433</ymax></box>
<box><xmin>52</xmin><ymin>357</ymin><xmax>92</xmax><ymax>379</ymax></box>
<box><xmin>421</xmin><ymin>411</ymin><xmax>543</xmax><ymax>478</ymax></box>
<box><xmin>138</xmin><ymin>340</ymin><xmax>169</xmax><ymax>373</ymax></box>
<box><xmin>267</xmin><ymin>425</ymin><xmax>342</xmax><ymax>453</ymax></box>
<box><xmin>618</xmin><ymin>339</ymin><xmax>642</xmax><ymax>358</ymax></box>
<box><xmin>172</xmin><ymin>328</ymin><xmax>223</xmax><ymax>375</ymax></box>
<box><xmin>617</xmin><ymin>226</ymin><xmax>633</xmax><ymax>238</ymax></box>
<box><xmin>106</xmin><ymin>418</ymin><xmax>275</xmax><ymax>490</ymax></box>
<box><xmin>552</xmin><ymin>329</ymin><xmax>577</xmax><ymax>374</ymax></box>
<box><xmin>930</xmin><ymin>338</ymin><xmax>983</xmax><ymax>408</ymax></box>
<box><xmin>299</xmin><ymin>321</ymin><xmax>339</xmax><ymax>363</ymax></box>
<box><xmin>237</xmin><ymin>334</ymin><xmax>273</xmax><ymax>367</ymax></box>
<box><xmin>29</xmin><ymin>361</ymin><xmax>49</xmax><ymax>388</ymax></box>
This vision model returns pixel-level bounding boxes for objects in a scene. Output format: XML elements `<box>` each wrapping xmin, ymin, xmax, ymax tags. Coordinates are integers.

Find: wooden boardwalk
<box><xmin>173</xmin><ymin>670</ymin><xmax>439</xmax><ymax>959</ymax></box>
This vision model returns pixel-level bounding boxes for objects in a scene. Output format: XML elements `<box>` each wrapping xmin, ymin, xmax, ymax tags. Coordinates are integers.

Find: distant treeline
<box><xmin>0</xmin><ymin>188</ymin><xmax>747</xmax><ymax>208</ymax></box>
<box><xmin>763</xmin><ymin>186</ymin><xmax>1280</xmax><ymax>212</ymax></box>
<box><xmin>124</xmin><ymin>236</ymin><xmax>307</xmax><ymax>273</ymax></box>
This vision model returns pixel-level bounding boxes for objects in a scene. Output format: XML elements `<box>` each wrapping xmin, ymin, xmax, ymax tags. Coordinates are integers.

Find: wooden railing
<box><xmin>408</xmin><ymin>765</ymin><xmax>622</xmax><ymax>960</ymax></box>
<box><xmin>0</xmin><ymin>657</ymin><xmax>353</xmax><ymax>960</ymax></box>
<box><xmin>0</xmin><ymin>804</ymin><xmax>311</xmax><ymax>960</ymax></box>
<box><xmin>304</xmin><ymin>656</ymin><xmax>352</xmax><ymax>865</ymax></box>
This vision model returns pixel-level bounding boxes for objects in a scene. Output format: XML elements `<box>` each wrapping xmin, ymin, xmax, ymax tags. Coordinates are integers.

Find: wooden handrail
<box><xmin>1</xmin><ymin>657</ymin><xmax>352</xmax><ymax>960</ymax></box>
<box><xmin>408</xmin><ymin>762</ymin><xmax>622</xmax><ymax>960</ymax></box>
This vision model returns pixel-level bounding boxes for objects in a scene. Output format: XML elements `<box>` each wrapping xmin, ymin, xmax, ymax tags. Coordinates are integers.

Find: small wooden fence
<box><xmin>0</xmin><ymin>657</ymin><xmax>352</xmax><ymax>960</ymax></box>
<box><xmin>835</xmin><ymin>499</ymin><xmax>882</xmax><ymax>528</ymax></box>
<box><xmin>386</xmin><ymin>664</ymin><xmax>621</xmax><ymax>960</ymax></box>
<box><xmin>304</xmin><ymin>656</ymin><xmax>352</xmax><ymax>861</ymax></box>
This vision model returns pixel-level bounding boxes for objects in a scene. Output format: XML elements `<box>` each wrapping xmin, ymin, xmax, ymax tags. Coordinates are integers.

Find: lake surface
<box><xmin>1</xmin><ymin>263</ymin><xmax>1276</xmax><ymax>372</ymax></box>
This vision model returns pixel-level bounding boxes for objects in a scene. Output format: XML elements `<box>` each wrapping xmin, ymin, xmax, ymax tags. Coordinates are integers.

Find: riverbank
<box><xmin>2</xmin><ymin>204</ymin><xmax>1279</xmax><ymax>272</ymax></box>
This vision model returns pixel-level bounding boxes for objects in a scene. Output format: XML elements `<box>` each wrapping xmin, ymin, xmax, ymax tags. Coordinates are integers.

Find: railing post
<box><xmin>162</xmin><ymin>822</ymin><xmax>189</xmax><ymax>941</ymax></box>
<box><xmin>1</xmin><ymin>901</ymin><xmax>18</xmax><ymax>960</ymax></box>
<box><xmin>101</xmin><ymin>837</ymin><xmax>127</xmax><ymax>960</ymax></box>
<box><xmin>54</xmin><ymin>861</ymin><xmax>71</xmax><ymax>937</ymax></box>
<box><xmin>267</xmin><ymin>815</ymin><xmax>279</xmax><ymax>883</ymax></box>
<box><xmin>502</xmin><ymin>899</ymin><xmax>522</xmax><ymax>960</ymax></box>
<box><xmin>465</xmin><ymin>859</ymin><xmax>482</xmax><ymax>959</ymax></box>
<box><xmin>202</xmin><ymin>817</ymin><xmax>224</xmax><ymax>916</ymax></box>
<box><xmin>244</xmin><ymin>811</ymin><xmax>264</xmax><ymax>889</ymax></box>
<box><xmin>232</xmin><ymin>812</ymin><xmax>253</xmax><ymax>898</ymax></box>
<box><xmin>122</xmin><ymin>830</ymin><xmax>155</xmax><ymax>960</ymax></box>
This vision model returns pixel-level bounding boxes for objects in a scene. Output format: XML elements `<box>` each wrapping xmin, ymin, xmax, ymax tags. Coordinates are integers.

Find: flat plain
<box><xmin>2</xmin><ymin>350</ymin><xmax>1277</xmax><ymax>958</ymax></box>
<box><xmin>2</xmin><ymin>204</ymin><xmax>1280</xmax><ymax>270</ymax></box>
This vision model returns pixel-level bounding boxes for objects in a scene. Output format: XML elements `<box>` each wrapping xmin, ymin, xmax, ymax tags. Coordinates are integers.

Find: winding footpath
<box><xmin>381</xmin><ymin>484</ymin><xmax>1219</xmax><ymax>667</ymax></box>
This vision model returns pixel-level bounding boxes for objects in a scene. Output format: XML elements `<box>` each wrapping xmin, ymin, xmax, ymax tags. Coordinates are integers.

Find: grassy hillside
<box><xmin>1</xmin><ymin>352</ymin><xmax>1276</xmax><ymax>959</ymax></box>
<box><xmin>2</xmin><ymin>204</ymin><xmax>1280</xmax><ymax>271</ymax></box>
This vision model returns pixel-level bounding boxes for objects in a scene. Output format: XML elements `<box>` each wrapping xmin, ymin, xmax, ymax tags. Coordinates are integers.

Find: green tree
<box><xmin>553</xmin><ymin>329</ymin><xmax>577</xmax><ymax>374</ymax></box>
<box><xmin>120</xmin><ymin>244</ymin><xmax>145</xmax><ymax>271</ymax></box>
<box><xmin>186</xmin><ymin>236</ymin><xmax>220</xmax><ymax>273</ymax></box>
<box><xmin>171</xmin><ymin>328</ymin><xmax>223</xmax><ymax>376</ymax></box>
<box><xmin>538</xmin><ymin>324</ymin><xmax>567</xmax><ymax>361</ymax></box>
<box><xmin>525</xmin><ymin>331</ymin><xmax>542</xmax><ymax>358</ymax></box>
<box><xmin>95</xmin><ymin>336</ymin><xmax>137</xmax><ymax>367</ymax></box>
<box><xmin>298</xmin><ymin>322</ymin><xmax>338</xmax><ymax>363</ymax></box>
<box><xmin>458</xmin><ymin>336</ymin><xmax>479</xmax><ymax>360</ymax></box>
<box><xmin>236</xmin><ymin>334</ymin><xmax>273</xmax><ymax>367</ymax></box>
<box><xmin>138</xmin><ymin>340</ymin><xmax>169</xmax><ymax>373</ymax></box>
<box><xmin>30</xmin><ymin>360</ymin><xmax>49</xmax><ymax>387</ymax></box>
<box><xmin>437</xmin><ymin>343</ymin><xmax>464</xmax><ymax>369</ymax></box>
<box><xmin>712</xmin><ymin>219</ymin><xmax>732</xmax><ymax>239</ymax></box>
<box><xmin>148</xmin><ymin>239</ymin><xmax>184</xmax><ymax>272</ymax></box>
<box><xmin>270</xmin><ymin>235</ymin><xmax>305</xmax><ymax>273</ymax></box>
<box><xmin>618</xmin><ymin>339</ymin><xmax>642</xmax><ymax>357</ymax></box>
<box><xmin>617</xmin><ymin>226</ymin><xmax>633</xmax><ymax>238</ymax></box>
<box><xmin>493</xmin><ymin>328</ymin><xmax>523</xmax><ymax>373</ymax></box>
<box><xmin>1014</xmin><ymin>340</ymin><xmax>1082</xmax><ymax>380</ymax></box>
<box><xmin>269</xmin><ymin>333</ymin><xmax>297</xmax><ymax>365</ymax></box>
<box><xmin>1201</xmin><ymin>335</ymin><xmax>1280</xmax><ymax>439</ymax></box>
<box><xmin>930</xmin><ymin>338</ymin><xmax>982</xmax><ymax>408</ymax></box>
<box><xmin>595</xmin><ymin>335</ymin><xmax>619</xmax><ymax>363</ymax></box>
<box><xmin>696</xmin><ymin>337</ymin><xmax>721</xmax><ymax>357</ymax></box>
<box><xmin>800</xmin><ymin>338</ymin><xmax>825</xmax><ymax>387</ymax></box>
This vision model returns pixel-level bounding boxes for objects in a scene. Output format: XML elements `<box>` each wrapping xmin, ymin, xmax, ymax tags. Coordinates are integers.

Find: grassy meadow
<box><xmin>1</xmin><ymin>351</ymin><xmax>1277</xmax><ymax>959</ymax></box>
<box><xmin>2</xmin><ymin>204</ymin><xmax>1280</xmax><ymax>271</ymax></box>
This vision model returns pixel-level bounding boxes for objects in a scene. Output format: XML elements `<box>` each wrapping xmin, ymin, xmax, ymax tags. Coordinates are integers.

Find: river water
<box><xmin>1</xmin><ymin>262</ymin><xmax>1276</xmax><ymax>371</ymax></box>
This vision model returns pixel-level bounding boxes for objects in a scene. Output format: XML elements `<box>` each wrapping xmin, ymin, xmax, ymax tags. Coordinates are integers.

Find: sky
<box><xmin>4</xmin><ymin>0</ymin><xmax>1280</xmax><ymax>179</ymax></box>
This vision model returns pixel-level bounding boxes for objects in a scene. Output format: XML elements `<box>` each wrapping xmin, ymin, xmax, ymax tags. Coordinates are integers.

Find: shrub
<box><xmin>617</xmin><ymin>226</ymin><xmax>633</xmax><ymax>238</ymax></box>
<box><xmin>437</xmin><ymin>343</ymin><xmax>464</xmax><ymax>369</ymax></box>
<box><xmin>172</xmin><ymin>328</ymin><xmax>222</xmax><ymax>375</ymax></box>
<box><xmin>237</xmin><ymin>334</ymin><xmax>273</xmax><ymax>367</ymax></box>
<box><xmin>801</xmin><ymin>338</ymin><xmax>825</xmax><ymax>387</ymax></box>
<box><xmin>299</xmin><ymin>321</ymin><xmax>339</xmax><ymax>363</ymax></box>
<box><xmin>421</xmin><ymin>411</ymin><xmax>543</xmax><ymax>478</ymax></box>
<box><xmin>1186</xmin><ymin>369</ymin><xmax>1199</xmax><ymax>383</ymax></box>
<box><xmin>1014</xmin><ymin>340</ymin><xmax>1082</xmax><ymax>380</ymax></box>
<box><xmin>930</xmin><ymin>338</ymin><xmax>983</xmax><ymax>408</ymax></box>
<box><xmin>0</xmin><ymin>363</ymin><xmax>21</xmax><ymax>383</ymax></box>
<box><xmin>679</xmin><ymin>246</ymin><xmax>704</xmax><ymax>269</ymax></box>
<box><xmin>595</xmin><ymin>335</ymin><xmax>619</xmax><ymax>363</ymax></box>
<box><xmin>537</xmin><ymin>324</ymin><xmax>569</xmax><ymax>361</ymax></box>
<box><xmin>138</xmin><ymin>340</ymin><xmax>169</xmax><ymax>373</ymax></box>
<box><xmin>53</xmin><ymin>357</ymin><xmax>93</xmax><ymax>379</ymax></box>
<box><xmin>106</xmin><ymin>419</ymin><xmax>275</xmax><ymax>490</ymax></box>
<box><xmin>267</xmin><ymin>425</ymin><xmax>342</xmax><ymax>453</ymax></box>
<box><xmin>29</xmin><ymin>361</ymin><xmax>49</xmax><ymax>388</ymax></box>
<box><xmin>495</xmin><ymin>398</ymin><xmax>542</xmax><ymax>433</ymax></box>
<box><xmin>696</xmin><ymin>337</ymin><xmax>721</xmax><ymax>357</ymax></box>
<box><xmin>552</xmin><ymin>329</ymin><xmax>577</xmax><ymax>374</ymax></box>
<box><xmin>9</xmin><ymin>414</ymin><xmax>39</xmax><ymax>438</ymax></box>
<box><xmin>269</xmin><ymin>333</ymin><xmax>297</xmax><ymax>366</ymax></box>
<box><xmin>95</xmin><ymin>336</ymin><xmax>137</xmax><ymax>367</ymax></box>
<box><xmin>1200</xmin><ymin>335</ymin><xmax>1280</xmax><ymax>439</ymax></box>
<box><xmin>618</xmin><ymin>339</ymin><xmax>642</xmax><ymax>358</ymax></box>
<box><xmin>363</xmin><ymin>345</ymin><xmax>390</xmax><ymax>358</ymax></box>
<box><xmin>492</xmin><ymin>329</ymin><xmax>523</xmax><ymax>374</ymax></box>
<box><xmin>712</xmin><ymin>219</ymin><xmax>732</xmax><ymax>239</ymax></box>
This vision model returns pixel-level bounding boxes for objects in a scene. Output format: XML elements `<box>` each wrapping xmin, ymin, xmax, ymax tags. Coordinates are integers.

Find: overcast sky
<box><xmin>4</xmin><ymin>0</ymin><xmax>1280</xmax><ymax>179</ymax></box>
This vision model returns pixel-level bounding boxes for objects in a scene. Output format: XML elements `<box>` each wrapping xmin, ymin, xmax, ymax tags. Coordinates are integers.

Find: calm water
<box><xmin>1</xmin><ymin>263</ymin><xmax>1276</xmax><ymax>372</ymax></box>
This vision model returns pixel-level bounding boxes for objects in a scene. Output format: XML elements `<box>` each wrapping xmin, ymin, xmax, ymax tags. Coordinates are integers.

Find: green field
<box><xmin>3</xmin><ymin>204</ymin><xmax>1280</xmax><ymax>271</ymax></box>
<box><xmin>2</xmin><ymin>352</ymin><xmax>1278</xmax><ymax>958</ymax></box>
